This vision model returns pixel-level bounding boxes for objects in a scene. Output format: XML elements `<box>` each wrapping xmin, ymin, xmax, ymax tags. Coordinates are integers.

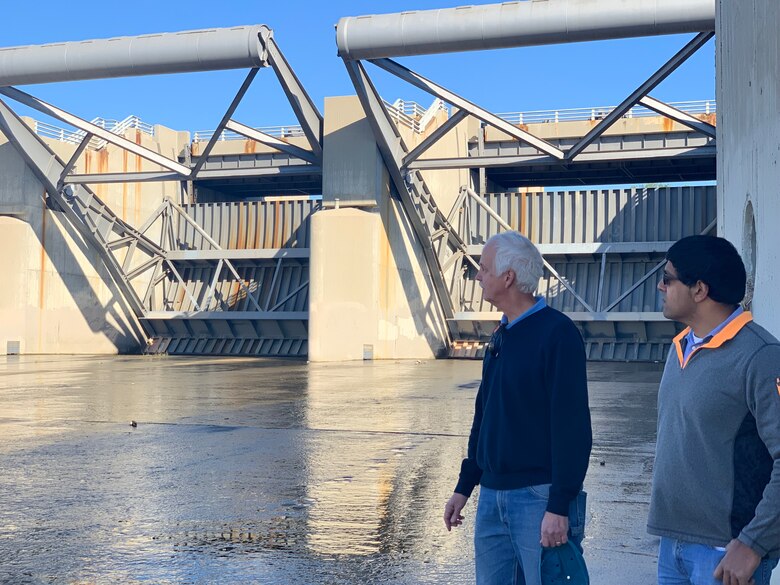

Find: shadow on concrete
<box><xmin>320</xmin><ymin>116</ymin><xmax>450</xmax><ymax>356</ymax></box>
<box><xmin>0</xmin><ymin>141</ymin><xmax>144</xmax><ymax>353</ymax></box>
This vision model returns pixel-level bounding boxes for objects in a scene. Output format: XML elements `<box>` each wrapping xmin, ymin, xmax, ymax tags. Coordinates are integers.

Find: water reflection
<box><xmin>0</xmin><ymin>356</ymin><xmax>662</xmax><ymax>584</ymax></box>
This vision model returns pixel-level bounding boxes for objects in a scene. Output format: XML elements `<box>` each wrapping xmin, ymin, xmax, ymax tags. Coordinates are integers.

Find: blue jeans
<box><xmin>474</xmin><ymin>484</ymin><xmax>586</xmax><ymax>585</ymax></box>
<box><xmin>658</xmin><ymin>537</ymin><xmax>779</xmax><ymax>585</ymax></box>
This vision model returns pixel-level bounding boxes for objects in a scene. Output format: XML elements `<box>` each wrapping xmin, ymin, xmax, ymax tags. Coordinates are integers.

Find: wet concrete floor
<box><xmin>0</xmin><ymin>355</ymin><xmax>662</xmax><ymax>584</ymax></box>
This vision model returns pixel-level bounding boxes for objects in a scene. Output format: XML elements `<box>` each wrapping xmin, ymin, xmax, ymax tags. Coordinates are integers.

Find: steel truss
<box><xmin>0</xmin><ymin>27</ymin><xmax>320</xmax><ymax>355</ymax></box>
<box><xmin>341</xmin><ymin>32</ymin><xmax>717</xmax><ymax>358</ymax></box>
<box><xmin>0</xmin><ymin>27</ymin><xmax>322</xmax><ymax>190</ymax></box>
<box><xmin>446</xmin><ymin>185</ymin><xmax>717</xmax><ymax>360</ymax></box>
<box><xmin>452</xmin><ymin>187</ymin><xmax>715</xmax><ymax>313</ymax></box>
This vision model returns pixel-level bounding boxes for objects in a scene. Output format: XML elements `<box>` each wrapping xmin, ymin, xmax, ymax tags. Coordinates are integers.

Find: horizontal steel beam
<box><xmin>65</xmin><ymin>163</ymin><xmax>323</xmax><ymax>184</ymax></box>
<box><xmin>337</xmin><ymin>0</ymin><xmax>715</xmax><ymax>60</ymax></box>
<box><xmin>64</xmin><ymin>171</ymin><xmax>183</xmax><ymax>184</ymax></box>
<box><xmin>166</xmin><ymin>249</ymin><xmax>310</xmax><ymax>261</ymax></box>
<box><xmin>466</xmin><ymin>242</ymin><xmax>675</xmax><ymax>256</ymax></box>
<box><xmin>194</xmin><ymin>165</ymin><xmax>322</xmax><ymax>180</ymax></box>
<box><xmin>452</xmin><ymin>311</ymin><xmax>667</xmax><ymax>322</ymax></box>
<box><xmin>143</xmin><ymin>311</ymin><xmax>308</xmax><ymax>320</ymax></box>
<box><xmin>0</xmin><ymin>25</ymin><xmax>268</xmax><ymax>86</ymax></box>
<box><xmin>407</xmin><ymin>145</ymin><xmax>716</xmax><ymax>170</ymax></box>
<box><xmin>567</xmin><ymin>312</ymin><xmax>667</xmax><ymax>322</ymax></box>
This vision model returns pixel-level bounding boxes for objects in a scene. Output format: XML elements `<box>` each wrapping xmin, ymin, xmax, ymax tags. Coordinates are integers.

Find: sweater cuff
<box><xmin>546</xmin><ymin>492</ymin><xmax>571</xmax><ymax>516</ymax></box>
<box><xmin>454</xmin><ymin>480</ymin><xmax>476</xmax><ymax>498</ymax></box>
<box><xmin>737</xmin><ymin>531</ymin><xmax>768</xmax><ymax>558</ymax></box>
<box><xmin>455</xmin><ymin>458</ymin><xmax>481</xmax><ymax>498</ymax></box>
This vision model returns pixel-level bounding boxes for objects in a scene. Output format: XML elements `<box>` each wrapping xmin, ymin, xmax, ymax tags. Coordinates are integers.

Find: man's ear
<box><xmin>692</xmin><ymin>280</ymin><xmax>710</xmax><ymax>303</ymax></box>
<box><xmin>504</xmin><ymin>270</ymin><xmax>516</xmax><ymax>289</ymax></box>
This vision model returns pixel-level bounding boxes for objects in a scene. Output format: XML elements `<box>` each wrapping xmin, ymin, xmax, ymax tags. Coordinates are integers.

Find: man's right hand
<box><xmin>444</xmin><ymin>493</ymin><xmax>469</xmax><ymax>531</ymax></box>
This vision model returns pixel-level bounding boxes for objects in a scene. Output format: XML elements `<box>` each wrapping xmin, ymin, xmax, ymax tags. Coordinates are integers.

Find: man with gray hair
<box><xmin>444</xmin><ymin>231</ymin><xmax>592</xmax><ymax>585</ymax></box>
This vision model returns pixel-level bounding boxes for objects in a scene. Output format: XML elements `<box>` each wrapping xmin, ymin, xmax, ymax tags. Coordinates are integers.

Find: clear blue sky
<box><xmin>2</xmin><ymin>0</ymin><xmax>715</xmax><ymax>133</ymax></box>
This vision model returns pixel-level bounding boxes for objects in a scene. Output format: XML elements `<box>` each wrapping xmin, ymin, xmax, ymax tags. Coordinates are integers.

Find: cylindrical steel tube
<box><xmin>336</xmin><ymin>0</ymin><xmax>715</xmax><ymax>60</ymax></box>
<box><xmin>0</xmin><ymin>25</ymin><xmax>269</xmax><ymax>86</ymax></box>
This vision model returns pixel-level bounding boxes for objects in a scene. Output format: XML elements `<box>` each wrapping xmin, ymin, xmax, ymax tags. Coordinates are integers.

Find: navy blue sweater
<box><xmin>455</xmin><ymin>306</ymin><xmax>592</xmax><ymax>515</ymax></box>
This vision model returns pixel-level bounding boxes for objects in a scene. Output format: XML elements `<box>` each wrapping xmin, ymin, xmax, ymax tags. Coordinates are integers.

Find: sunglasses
<box><xmin>487</xmin><ymin>323</ymin><xmax>505</xmax><ymax>358</ymax></box>
<box><xmin>661</xmin><ymin>272</ymin><xmax>680</xmax><ymax>286</ymax></box>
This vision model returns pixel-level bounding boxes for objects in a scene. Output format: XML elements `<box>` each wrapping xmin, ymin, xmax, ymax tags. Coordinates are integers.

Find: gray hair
<box><xmin>486</xmin><ymin>231</ymin><xmax>544</xmax><ymax>294</ymax></box>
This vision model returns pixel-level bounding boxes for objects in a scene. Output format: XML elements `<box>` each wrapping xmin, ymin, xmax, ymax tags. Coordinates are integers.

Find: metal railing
<box><xmin>29</xmin><ymin>98</ymin><xmax>716</xmax><ymax>149</ymax></box>
<box><xmin>497</xmin><ymin>99</ymin><xmax>715</xmax><ymax>125</ymax></box>
<box><xmin>388</xmin><ymin>99</ymin><xmax>429</xmax><ymax>119</ymax></box>
<box><xmin>192</xmin><ymin>125</ymin><xmax>305</xmax><ymax>143</ymax></box>
<box><xmin>383</xmin><ymin>98</ymin><xmax>449</xmax><ymax>133</ymax></box>
<box><xmin>31</xmin><ymin>115</ymin><xmax>155</xmax><ymax>149</ymax></box>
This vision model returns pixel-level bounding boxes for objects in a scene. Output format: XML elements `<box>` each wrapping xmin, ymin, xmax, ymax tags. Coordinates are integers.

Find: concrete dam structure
<box><xmin>0</xmin><ymin>0</ymin><xmax>776</xmax><ymax>363</ymax></box>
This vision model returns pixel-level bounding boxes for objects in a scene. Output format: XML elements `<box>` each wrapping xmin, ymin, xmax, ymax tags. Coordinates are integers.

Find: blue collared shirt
<box><xmin>682</xmin><ymin>305</ymin><xmax>744</xmax><ymax>360</ymax></box>
<box><xmin>502</xmin><ymin>296</ymin><xmax>547</xmax><ymax>330</ymax></box>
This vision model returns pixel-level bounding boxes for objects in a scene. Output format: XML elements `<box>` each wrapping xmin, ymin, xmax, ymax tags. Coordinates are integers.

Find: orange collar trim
<box><xmin>673</xmin><ymin>311</ymin><xmax>753</xmax><ymax>368</ymax></box>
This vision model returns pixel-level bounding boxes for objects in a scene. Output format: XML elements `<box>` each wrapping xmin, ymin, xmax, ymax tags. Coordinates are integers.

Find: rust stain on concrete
<box><xmin>97</xmin><ymin>149</ymin><xmax>109</xmax><ymax>199</ymax></box>
<box><xmin>98</xmin><ymin>149</ymin><xmax>109</xmax><ymax>174</ymax></box>
<box><xmin>699</xmin><ymin>113</ymin><xmax>717</xmax><ymax>126</ymax></box>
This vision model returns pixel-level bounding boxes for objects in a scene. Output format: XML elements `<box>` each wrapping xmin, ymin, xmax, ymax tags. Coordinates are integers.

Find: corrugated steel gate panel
<box><xmin>467</xmin><ymin>187</ymin><xmax>716</xmax><ymax>244</ymax></box>
<box><xmin>144</xmin><ymin>197</ymin><xmax>318</xmax><ymax>357</ymax></box>
<box><xmin>453</xmin><ymin>186</ymin><xmax>716</xmax><ymax>361</ymax></box>
<box><xmin>179</xmin><ymin>198</ymin><xmax>315</xmax><ymax>250</ymax></box>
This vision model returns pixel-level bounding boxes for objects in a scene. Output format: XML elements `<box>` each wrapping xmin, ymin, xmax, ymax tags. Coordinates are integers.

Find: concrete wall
<box><xmin>0</xmin><ymin>118</ymin><xmax>188</xmax><ymax>355</ymax></box>
<box><xmin>396</xmin><ymin>108</ymin><xmax>472</xmax><ymax>215</ymax></box>
<box><xmin>717</xmin><ymin>0</ymin><xmax>780</xmax><ymax>339</ymax></box>
<box><xmin>485</xmin><ymin>112</ymin><xmax>717</xmax><ymax>142</ymax></box>
<box><xmin>191</xmin><ymin>133</ymin><xmax>310</xmax><ymax>157</ymax></box>
<box><xmin>718</xmin><ymin>8</ymin><xmax>780</xmax><ymax>578</ymax></box>
<box><xmin>322</xmin><ymin>95</ymin><xmax>388</xmax><ymax>207</ymax></box>
<box><xmin>309</xmin><ymin>96</ymin><xmax>449</xmax><ymax>361</ymax></box>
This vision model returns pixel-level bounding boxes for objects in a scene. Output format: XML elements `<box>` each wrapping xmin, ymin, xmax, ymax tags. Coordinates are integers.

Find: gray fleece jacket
<box><xmin>647</xmin><ymin>312</ymin><xmax>780</xmax><ymax>558</ymax></box>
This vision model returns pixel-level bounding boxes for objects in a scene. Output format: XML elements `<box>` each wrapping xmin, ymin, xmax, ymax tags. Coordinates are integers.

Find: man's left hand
<box><xmin>540</xmin><ymin>511</ymin><xmax>568</xmax><ymax>548</ymax></box>
<box><xmin>713</xmin><ymin>539</ymin><xmax>761</xmax><ymax>585</ymax></box>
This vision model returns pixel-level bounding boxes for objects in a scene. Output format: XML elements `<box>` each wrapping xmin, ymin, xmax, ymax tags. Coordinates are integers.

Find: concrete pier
<box><xmin>0</xmin><ymin>121</ymin><xmax>188</xmax><ymax>355</ymax></box>
<box><xmin>717</xmin><ymin>0</ymin><xmax>780</xmax><ymax>335</ymax></box>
